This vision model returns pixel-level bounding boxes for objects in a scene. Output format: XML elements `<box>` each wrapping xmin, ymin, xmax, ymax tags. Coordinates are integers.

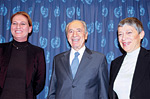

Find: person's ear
<box><xmin>29</xmin><ymin>26</ymin><xmax>32</xmax><ymax>33</ymax></box>
<box><xmin>140</xmin><ymin>31</ymin><xmax>145</xmax><ymax>39</ymax></box>
<box><xmin>85</xmin><ymin>32</ymin><xmax>88</xmax><ymax>40</ymax></box>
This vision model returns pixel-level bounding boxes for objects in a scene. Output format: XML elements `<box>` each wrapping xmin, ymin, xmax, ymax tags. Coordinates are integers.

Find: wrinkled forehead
<box><xmin>68</xmin><ymin>21</ymin><xmax>84</xmax><ymax>29</ymax></box>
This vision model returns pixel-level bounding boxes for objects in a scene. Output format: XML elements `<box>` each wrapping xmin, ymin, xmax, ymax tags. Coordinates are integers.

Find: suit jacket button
<box><xmin>72</xmin><ymin>85</ymin><xmax>75</xmax><ymax>88</ymax></box>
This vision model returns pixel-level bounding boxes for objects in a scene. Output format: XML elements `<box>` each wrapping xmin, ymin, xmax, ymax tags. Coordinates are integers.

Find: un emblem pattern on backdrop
<box><xmin>0</xmin><ymin>0</ymin><xmax>150</xmax><ymax>98</ymax></box>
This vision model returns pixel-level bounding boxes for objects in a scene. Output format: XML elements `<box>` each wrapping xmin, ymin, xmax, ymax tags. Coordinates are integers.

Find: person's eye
<box><xmin>12</xmin><ymin>22</ymin><xmax>17</xmax><ymax>25</ymax></box>
<box><xmin>127</xmin><ymin>32</ymin><xmax>132</xmax><ymax>34</ymax></box>
<box><xmin>118</xmin><ymin>33</ymin><xmax>122</xmax><ymax>36</ymax></box>
<box><xmin>69</xmin><ymin>30</ymin><xmax>73</xmax><ymax>33</ymax></box>
<box><xmin>21</xmin><ymin>23</ymin><xmax>26</xmax><ymax>25</ymax></box>
<box><xmin>77</xmin><ymin>29</ymin><xmax>82</xmax><ymax>33</ymax></box>
<box><xmin>77</xmin><ymin>30</ymin><xmax>81</xmax><ymax>33</ymax></box>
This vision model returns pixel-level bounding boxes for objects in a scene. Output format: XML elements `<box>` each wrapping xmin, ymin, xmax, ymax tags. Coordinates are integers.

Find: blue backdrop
<box><xmin>0</xmin><ymin>0</ymin><xmax>150</xmax><ymax>98</ymax></box>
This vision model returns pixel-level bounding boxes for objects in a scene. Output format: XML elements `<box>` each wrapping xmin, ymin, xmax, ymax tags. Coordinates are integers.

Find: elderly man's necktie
<box><xmin>71</xmin><ymin>52</ymin><xmax>80</xmax><ymax>79</ymax></box>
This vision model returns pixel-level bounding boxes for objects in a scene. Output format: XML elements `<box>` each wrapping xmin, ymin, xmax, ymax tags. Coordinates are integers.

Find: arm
<box><xmin>47</xmin><ymin>57</ymin><xmax>57</xmax><ymax>99</ymax></box>
<box><xmin>33</xmin><ymin>49</ymin><xmax>46</xmax><ymax>95</ymax></box>
<box><xmin>98</xmin><ymin>56</ymin><xmax>109</xmax><ymax>99</ymax></box>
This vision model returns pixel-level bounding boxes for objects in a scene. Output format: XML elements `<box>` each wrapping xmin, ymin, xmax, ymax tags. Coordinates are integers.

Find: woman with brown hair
<box><xmin>0</xmin><ymin>11</ymin><xmax>46</xmax><ymax>99</ymax></box>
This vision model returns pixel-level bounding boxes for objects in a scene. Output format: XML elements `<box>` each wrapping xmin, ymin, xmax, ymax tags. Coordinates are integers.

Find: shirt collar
<box><xmin>71</xmin><ymin>45</ymin><xmax>86</xmax><ymax>55</ymax></box>
<box><xmin>127</xmin><ymin>47</ymin><xmax>141</xmax><ymax>56</ymax></box>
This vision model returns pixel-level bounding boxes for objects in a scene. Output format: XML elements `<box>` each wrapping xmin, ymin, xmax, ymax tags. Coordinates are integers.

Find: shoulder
<box><xmin>112</xmin><ymin>55</ymin><xmax>124</xmax><ymax>64</ymax></box>
<box><xmin>86</xmin><ymin>47</ymin><xmax>106</xmax><ymax>58</ymax></box>
<box><xmin>0</xmin><ymin>42</ymin><xmax>11</xmax><ymax>53</ymax></box>
<box><xmin>28</xmin><ymin>42</ymin><xmax>44</xmax><ymax>52</ymax></box>
<box><xmin>0</xmin><ymin>42</ymin><xmax>11</xmax><ymax>47</ymax></box>
<box><xmin>91</xmin><ymin>50</ymin><xmax>105</xmax><ymax>56</ymax></box>
<box><xmin>140</xmin><ymin>47</ymin><xmax>150</xmax><ymax>55</ymax></box>
<box><xmin>113</xmin><ymin>55</ymin><xmax>123</xmax><ymax>61</ymax></box>
<box><xmin>54</xmin><ymin>51</ymin><xmax>69</xmax><ymax>58</ymax></box>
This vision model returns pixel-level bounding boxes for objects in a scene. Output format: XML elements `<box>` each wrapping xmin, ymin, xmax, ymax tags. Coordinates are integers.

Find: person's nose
<box><xmin>16</xmin><ymin>24</ymin><xmax>21</xmax><ymax>29</ymax></box>
<box><xmin>122</xmin><ymin>34</ymin><xmax>126</xmax><ymax>41</ymax></box>
<box><xmin>73</xmin><ymin>31</ymin><xmax>78</xmax><ymax>37</ymax></box>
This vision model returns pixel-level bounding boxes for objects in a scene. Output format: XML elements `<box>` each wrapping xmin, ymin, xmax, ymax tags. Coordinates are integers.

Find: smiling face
<box><xmin>11</xmin><ymin>14</ymin><xmax>32</xmax><ymax>42</ymax></box>
<box><xmin>67</xmin><ymin>20</ymin><xmax>88</xmax><ymax>51</ymax></box>
<box><xmin>118</xmin><ymin>25</ymin><xmax>144</xmax><ymax>53</ymax></box>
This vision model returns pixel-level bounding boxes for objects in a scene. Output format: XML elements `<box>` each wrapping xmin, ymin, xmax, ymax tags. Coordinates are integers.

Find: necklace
<box><xmin>13</xmin><ymin>43</ymin><xmax>28</xmax><ymax>50</ymax></box>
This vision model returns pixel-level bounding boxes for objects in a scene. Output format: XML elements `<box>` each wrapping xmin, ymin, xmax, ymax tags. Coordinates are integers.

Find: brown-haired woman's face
<box><xmin>11</xmin><ymin>14</ymin><xmax>32</xmax><ymax>42</ymax></box>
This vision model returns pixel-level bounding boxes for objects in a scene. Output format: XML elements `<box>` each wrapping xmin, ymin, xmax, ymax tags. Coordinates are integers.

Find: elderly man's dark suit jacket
<box><xmin>109</xmin><ymin>47</ymin><xmax>150</xmax><ymax>99</ymax></box>
<box><xmin>48</xmin><ymin>47</ymin><xmax>108</xmax><ymax>99</ymax></box>
<box><xmin>0</xmin><ymin>41</ymin><xmax>46</xmax><ymax>99</ymax></box>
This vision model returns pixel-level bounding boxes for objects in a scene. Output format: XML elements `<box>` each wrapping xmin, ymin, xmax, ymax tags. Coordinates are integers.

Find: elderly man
<box><xmin>48</xmin><ymin>20</ymin><xmax>108</xmax><ymax>99</ymax></box>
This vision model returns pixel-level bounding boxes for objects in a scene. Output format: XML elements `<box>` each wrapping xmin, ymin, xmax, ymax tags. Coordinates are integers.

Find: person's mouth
<box><xmin>72</xmin><ymin>39</ymin><xmax>79</xmax><ymax>42</ymax></box>
<box><xmin>122</xmin><ymin>42</ymin><xmax>130</xmax><ymax>46</ymax></box>
<box><xmin>15</xmin><ymin>30</ymin><xmax>22</xmax><ymax>33</ymax></box>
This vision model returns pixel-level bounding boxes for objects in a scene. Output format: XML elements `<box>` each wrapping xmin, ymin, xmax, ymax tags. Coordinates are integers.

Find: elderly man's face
<box><xmin>118</xmin><ymin>25</ymin><xmax>144</xmax><ymax>53</ymax></box>
<box><xmin>67</xmin><ymin>21</ymin><xmax>88</xmax><ymax>51</ymax></box>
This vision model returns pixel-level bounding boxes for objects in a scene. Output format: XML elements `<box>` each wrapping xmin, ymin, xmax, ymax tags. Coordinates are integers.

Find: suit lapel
<box><xmin>74</xmin><ymin>48</ymin><xmax>92</xmax><ymax>80</ymax></box>
<box><xmin>109</xmin><ymin>54</ymin><xmax>126</xmax><ymax>99</ymax></box>
<box><xmin>130</xmin><ymin>48</ymin><xmax>149</xmax><ymax>95</ymax></box>
<box><xmin>3</xmin><ymin>42</ymin><xmax>12</xmax><ymax>68</ymax></box>
<box><xmin>26</xmin><ymin>43</ymin><xmax>35</xmax><ymax>87</ymax></box>
<box><xmin>0</xmin><ymin>42</ymin><xmax>12</xmax><ymax>88</ymax></box>
<box><xmin>60</xmin><ymin>48</ymin><xmax>93</xmax><ymax>81</ymax></box>
<box><xmin>111</xmin><ymin>54</ymin><xmax>126</xmax><ymax>85</ymax></box>
<box><xmin>61</xmin><ymin>51</ymin><xmax>73</xmax><ymax>80</ymax></box>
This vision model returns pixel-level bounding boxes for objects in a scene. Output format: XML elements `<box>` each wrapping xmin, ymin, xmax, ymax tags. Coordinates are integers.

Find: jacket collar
<box><xmin>110</xmin><ymin>47</ymin><xmax>150</xmax><ymax>97</ymax></box>
<box><xmin>0</xmin><ymin>41</ymin><xmax>34</xmax><ymax>88</ymax></box>
<box><xmin>60</xmin><ymin>47</ymin><xmax>92</xmax><ymax>81</ymax></box>
<box><xmin>130</xmin><ymin>47</ymin><xmax>150</xmax><ymax>95</ymax></box>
